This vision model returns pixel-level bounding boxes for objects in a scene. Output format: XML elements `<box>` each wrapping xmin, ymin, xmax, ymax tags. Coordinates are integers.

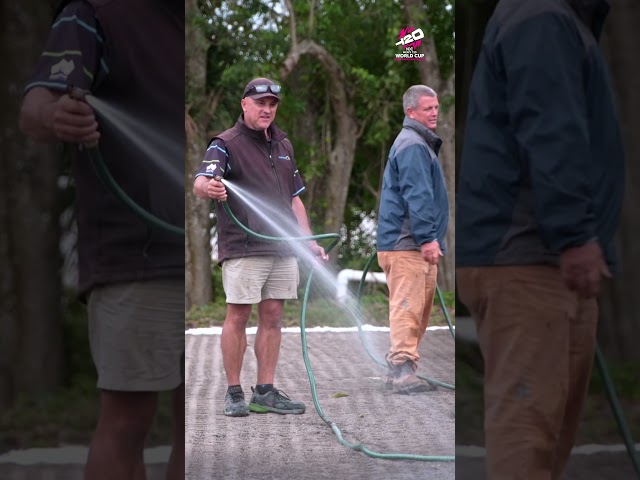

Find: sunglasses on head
<box><xmin>245</xmin><ymin>84</ymin><xmax>282</xmax><ymax>96</ymax></box>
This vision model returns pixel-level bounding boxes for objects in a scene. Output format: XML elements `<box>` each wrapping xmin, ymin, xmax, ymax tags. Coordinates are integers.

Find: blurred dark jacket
<box><xmin>26</xmin><ymin>0</ymin><xmax>185</xmax><ymax>298</ymax></box>
<box><xmin>456</xmin><ymin>0</ymin><xmax>624</xmax><ymax>271</ymax></box>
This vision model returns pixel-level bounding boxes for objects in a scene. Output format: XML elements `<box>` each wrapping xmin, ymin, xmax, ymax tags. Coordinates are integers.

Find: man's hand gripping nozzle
<box><xmin>214</xmin><ymin>175</ymin><xmax>227</xmax><ymax>202</ymax></box>
<box><xmin>67</xmin><ymin>86</ymin><xmax>98</xmax><ymax>149</ymax></box>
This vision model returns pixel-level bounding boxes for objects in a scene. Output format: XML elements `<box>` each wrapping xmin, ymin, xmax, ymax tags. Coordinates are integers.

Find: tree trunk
<box><xmin>404</xmin><ymin>0</ymin><xmax>455</xmax><ymax>290</ymax></box>
<box><xmin>185</xmin><ymin>0</ymin><xmax>212</xmax><ymax>310</ymax></box>
<box><xmin>455</xmin><ymin>0</ymin><xmax>498</xmax><ymax>314</ymax></box>
<box><xmin>455</xmin><ymin>0</ymin><xmax>497</xmax><ymax>175</ymax></box>
<box><xmin>282</xmin><ymin>39</ymin><xmax>359</xmax><ymax>253</ymax></box>
<box><xmin>284</xmin><ymin>66</ymin><xmax>324</xmax><ymax>219</ymax></box>
<box><xmin>597</xmin><ymin>0</ymin><xmax>640</xmax><ymax>361</ymax></box>
<box><xmin>0</xmin><ymin>2</ymin><xmax>64</xmax><ymax>409</ymax></box>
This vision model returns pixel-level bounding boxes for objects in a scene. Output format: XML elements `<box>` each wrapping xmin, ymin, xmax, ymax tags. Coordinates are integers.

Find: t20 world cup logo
<box><xmin>395</xmin><ymin>27</ymin><xmax>426</xmax><ymax>61</ymax></box>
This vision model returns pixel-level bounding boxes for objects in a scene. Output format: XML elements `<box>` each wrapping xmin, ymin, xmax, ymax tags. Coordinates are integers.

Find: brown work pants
<box><xmin>378</xmin><ymin>251</ymin><xmax>438</xmax><ymax>367</ymax></box>
<box><xmin>457</xmin><ymin>265</ymin><xmax>598</xmax><ymax>480</ymax></box>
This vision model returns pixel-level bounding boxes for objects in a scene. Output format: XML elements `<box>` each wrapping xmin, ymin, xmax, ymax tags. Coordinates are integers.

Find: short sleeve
<box><xmin>195</xmin><ymin>138</ymin><xmax>230</xmax><ymax>178</ymax></box>
<box><xmin>291</xmin><ymin>165</ymin><xmax>305</xmax><ymax>197</ymax></box>
<box><xmin>24</xmin><ymin>1</ymin><xmax>107</xmax><ymax>95</ymax></box>
<box><xmin>284</xmin><ymin>140</ymin><xmax>305</xmax><ymax>197</ymax></box>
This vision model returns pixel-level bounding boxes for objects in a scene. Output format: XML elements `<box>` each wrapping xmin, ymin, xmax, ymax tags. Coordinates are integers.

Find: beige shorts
<box><xmin>88</xmin><ymin>277</ymin><xmax>184</xmax><ymax>392</ymax></box>
<box><xmin>222</xmin><ymin>256</ymin><xmax>299</xmax><ymax>304</ymax></box>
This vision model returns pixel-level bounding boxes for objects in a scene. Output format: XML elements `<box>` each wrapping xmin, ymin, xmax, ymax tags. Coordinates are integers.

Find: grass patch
<box><xmin>0</xmin><ymin>380</ymin><xmax>174</xmax><ymax>453</ymax></box>
<box><xmin>186</xmin><ymin>293</ymin><xmax>456</xmax><ymax>329</ymax></box>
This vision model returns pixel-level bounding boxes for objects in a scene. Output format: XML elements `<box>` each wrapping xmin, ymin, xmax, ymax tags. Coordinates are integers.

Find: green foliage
<box><xmin>424</xmin><ymin>0</ymin><xmax>455</xmax><ymax>78</ymax></box>
<box><xmin>338</xmin><ymin>208</ymin><xmax>378</xmax><ymax>269</ymax></box>
<box><xmin>439</xmin><ymin>289</ymin><xmax>456</xmax><ymax>309</ymax></box>
<box><xmin>589</xmin><ymin>361</ymin><xmax>640</xmax><ymax>399</ymax></box>
<box><xmin>195</xmin><ymin>0</ymin><xmax>455</xmax><ymax>287</ymax></box>
<box><xmin>0</xmin><ymin>385</ymin><xmax>174</xmax><ymax>450</ymax></box>
<box><xmin>186</xmin><ymin>296</ymin><xmax>385</xmax><ymax>329</ymax></box>
<box><xmin>197</xmin><ymin>0</ymin><xmax>453</xmax><ymax>168</ymax></box>
<box><xmin>60</xmin><ymin>290</ymin><xmax>96</xmax><ymax>385</ymax></box>
<box><xmin>187</xmin><ymin>268</ymin><xmax>455</xmax><ymax>330</ymax></box>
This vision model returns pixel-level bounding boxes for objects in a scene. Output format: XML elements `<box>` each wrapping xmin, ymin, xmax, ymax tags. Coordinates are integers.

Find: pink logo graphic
<box><xmin>396</xmin><ymin>26</ymin><xmax>425</xmax><ymax>50</ymax></box>
<box><xmin>394</xmin><ymin>26</ymin><xmax>426</xmax><ymax>61</ymax></box>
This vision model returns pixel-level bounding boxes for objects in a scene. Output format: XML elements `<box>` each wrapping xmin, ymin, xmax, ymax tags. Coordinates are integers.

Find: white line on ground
<box><xmin>0</xmin><ymin>446</ymin><xmax>171</xmax><ymax>465</ymax></box>
<box><xmin>185</xmin><ymin>325</ymin><xmax>454</xmax><ymax>335</ymax></box>
<box><xmin>456</xmin><ymin>444</ymin><xmax>640</xmax><ymax>457</ymax></box>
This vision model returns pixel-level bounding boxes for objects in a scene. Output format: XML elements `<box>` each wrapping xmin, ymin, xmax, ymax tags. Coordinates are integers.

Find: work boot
<box><xmin>223</xmin><ymin>386</ymin><xmax>250</xmax><ymax>417</ymax></box>
<box><xmin>383</xmin><ymin>368</ymin><xmax>394</xmax><ymax>390</ymax></box>
<box><xmin>391</xmin><ymin>361</ymin><xmax>437</xmax><ymax>395</ymax></box>
<box><xmin>383</xmin><ymin>355</ymin><xmax>399</xmax><ymax>390</ymax></box>
<box><xmin>249</xmin><ymin>386</ymin><xmax>306</xmax><ymax>414</ymax></box>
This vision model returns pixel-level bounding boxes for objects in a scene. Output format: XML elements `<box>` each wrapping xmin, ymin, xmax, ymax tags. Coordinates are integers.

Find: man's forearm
<box><xmin>19</xmin><ymin>88</ymin><xmax>61</xmax><ymax>143</ymax></box>
<box><xmin>193</xmin><ymin>175</ymin><xmax>210</xmax><ymax>199</ymax></box>
<box><xmin>291</xmin><ymin>196</ymin><xmax>313</xmax><ymax>236</ymax></box>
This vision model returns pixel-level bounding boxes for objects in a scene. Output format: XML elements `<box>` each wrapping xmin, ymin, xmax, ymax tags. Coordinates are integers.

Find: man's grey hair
<box><xmin>403</xmin><ymin>85</ymin><xmax>437</xmax><ymax>112</ymax></box>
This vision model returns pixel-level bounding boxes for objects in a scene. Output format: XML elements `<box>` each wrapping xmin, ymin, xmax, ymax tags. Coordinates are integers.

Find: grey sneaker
<box><xmin>223</xmin><ymin>386</ymin><xmax>250</xmax><ymax>417</ymax></box>
<box><xmin>249</xmin><ymin>387</ymin><xmax>306</xmax><ymax>414</ymax></box>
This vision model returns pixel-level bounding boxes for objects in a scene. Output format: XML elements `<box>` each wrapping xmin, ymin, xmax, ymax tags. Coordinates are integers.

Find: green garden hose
<box><xmin>221</xmin><ymin>199</ymin><xmax>454</xmax><ymax>463</ymax></box>
<box><xmin>86</xmin><ymin>146</ymin><xmax>184</xmax><ymax>236</ymax></box>
<box><xmin>595</xmin><ymin>344</ymin><xmax>640</xmax><ymax>478</ymax></box>
<box><xmin>69</xmin><ymin>86</ymin><xmax>184</xmax><ymax>236</ymax></box>
<box><xmin>221</xmin><ymin>197</ymin><xmax>640</xmax><ymax>473</ymax></box>
<box><xmin>85</xmin><ymin>138</ymin><xmax>637</xmax><ymax>471</ymax></box>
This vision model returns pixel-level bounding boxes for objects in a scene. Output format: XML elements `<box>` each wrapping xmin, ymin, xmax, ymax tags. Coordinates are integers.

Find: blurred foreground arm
<box><xmin>20</xmin><ymin>87</ymin><xmax>100</xmax><ymax>145</ymax></box>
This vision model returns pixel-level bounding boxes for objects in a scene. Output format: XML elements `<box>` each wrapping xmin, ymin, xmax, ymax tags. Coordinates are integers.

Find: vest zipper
<box><xmin>267</xmin><ymin>139</ymin><xmax>284</xmax><ymax>256</ymax></box>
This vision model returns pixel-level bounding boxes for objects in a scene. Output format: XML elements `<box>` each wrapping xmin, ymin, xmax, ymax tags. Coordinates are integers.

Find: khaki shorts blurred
<box><xmin>222</xmin><ymin>256</ymin><xmax>299</xmax><ymax>304</ymax></box>
<box><xmin>88</xmin><ymin>277</ymin><xmax>184</xmax><ymax>392</ymax></box>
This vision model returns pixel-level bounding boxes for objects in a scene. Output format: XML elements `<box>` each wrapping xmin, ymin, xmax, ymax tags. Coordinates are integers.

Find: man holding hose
<box><xmin>19</xmin><ymin>1</ymin><xmax>185</xmax><ymax>479</ymax></box>
<box><xmin>193</xmin><ymin>77</ymin><xmax>328</xmax><ymax>417</ymax></box>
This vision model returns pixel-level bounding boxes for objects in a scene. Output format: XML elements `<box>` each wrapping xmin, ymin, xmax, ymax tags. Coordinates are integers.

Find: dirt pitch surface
<box><xmin>185</xmin><ymin>327</ymin><xmax>456</xmax><ymax>480</ymax></box>
<box><xmin>0</xmin><ymin>325</ymin><xmax>637</xmax><ymax>478</ymax></box>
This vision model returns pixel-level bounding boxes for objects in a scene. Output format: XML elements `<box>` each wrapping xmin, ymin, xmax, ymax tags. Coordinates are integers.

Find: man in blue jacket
<box><xmin>457</xmin><ymin>0</ymin><xmax>623</xmax><ymax>478</ymax></box>
<box><xmin>377</xmin><ymin>85</ymin><xmax>449</xmax><ymax>394</ymax></box>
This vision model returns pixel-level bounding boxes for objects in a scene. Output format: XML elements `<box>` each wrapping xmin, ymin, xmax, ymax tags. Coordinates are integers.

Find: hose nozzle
<box><xmin>68</xmin><ymin>86</ymin><xmax>90</xmax><ymax>102</ymax></box>
<box><xmin>212</xmin><ymin>176</ymin><xmax>226</xmax><ymax>202</ymax></box>
<box><xmin>66</xmin><ymin>86</ymin><xmax>98</xmax><ymax>149</ymax></box>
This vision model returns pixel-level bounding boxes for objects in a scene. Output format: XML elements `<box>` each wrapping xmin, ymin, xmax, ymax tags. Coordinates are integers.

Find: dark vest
<box><xmin>72</xmin><ymin>0</ymin><xmax>184</xmax><ymax>296</ymax></box>
<box><xmin>214</xmin><ymin>117</ymin><xmax>300</xmax><ymax>263</ymax></box>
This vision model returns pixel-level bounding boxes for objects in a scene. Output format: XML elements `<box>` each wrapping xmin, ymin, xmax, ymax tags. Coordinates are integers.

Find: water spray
<box><xmin>218</xmin><ymin>188</ymin><xmax>454</xmax><ymax>463</ymax></box>
<box><xmin>66</xmin><ymin>86</ymin><xmax>184</xmax><ymax>236</ymax></box>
